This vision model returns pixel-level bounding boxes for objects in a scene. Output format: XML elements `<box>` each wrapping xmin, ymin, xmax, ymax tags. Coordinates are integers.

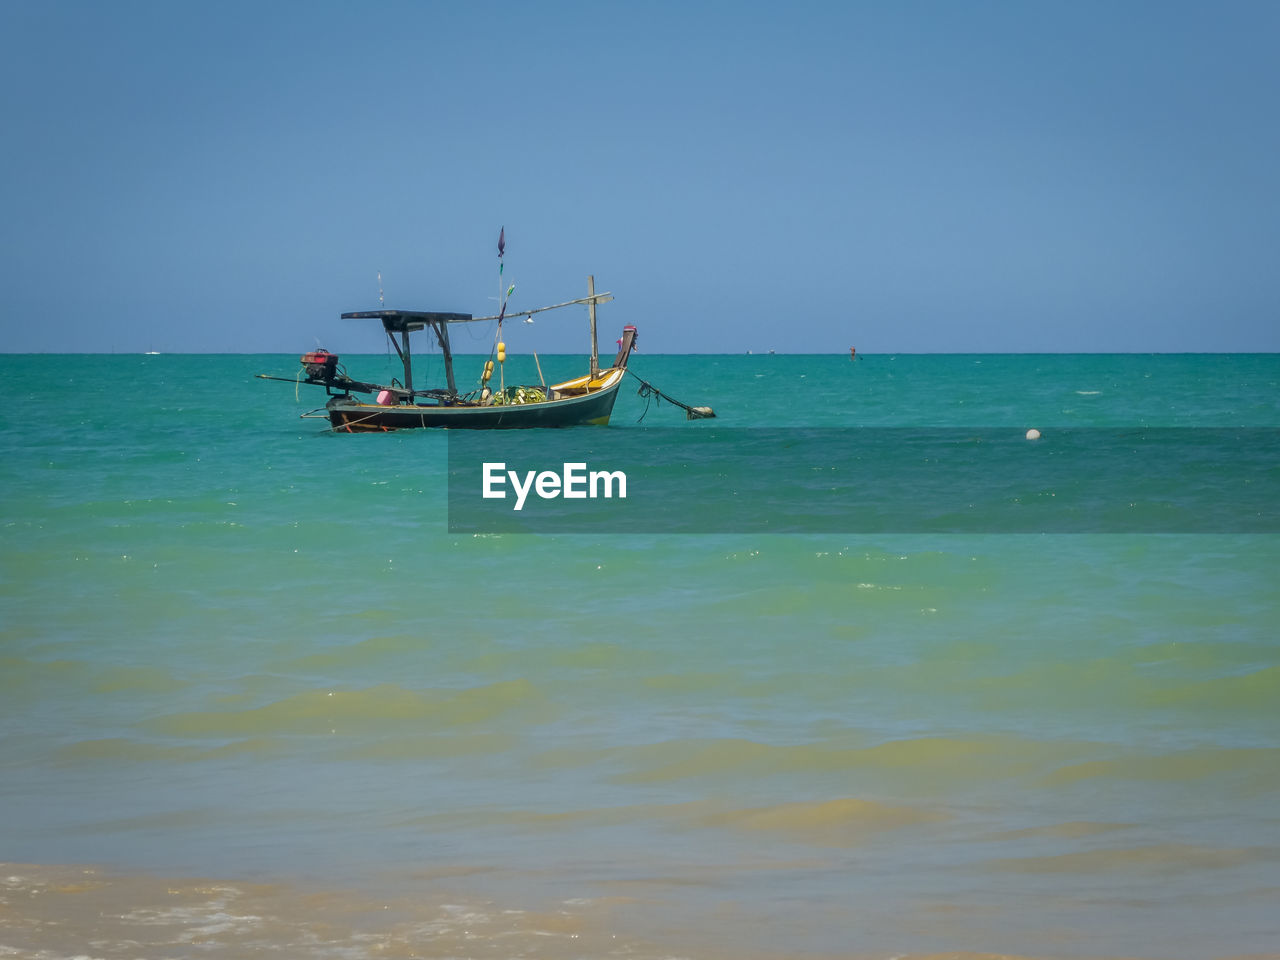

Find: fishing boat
<box><xmin>258</xmin><ymin>276</ymin><xmax>639</xmax><ymax>432</ymax></box>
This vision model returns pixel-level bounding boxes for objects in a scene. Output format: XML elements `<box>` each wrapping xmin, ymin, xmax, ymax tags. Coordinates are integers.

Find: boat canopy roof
<box><xmin>341</xmin><ymin>309</ymin><xmax>472</xmax><ymax>332</ymax></box>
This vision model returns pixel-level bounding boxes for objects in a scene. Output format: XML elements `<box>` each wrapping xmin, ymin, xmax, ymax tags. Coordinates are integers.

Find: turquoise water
<box><xmin>2</xmin><ymin>352</ymin><xmax>1279</xmax><ymax>959</ymax></box>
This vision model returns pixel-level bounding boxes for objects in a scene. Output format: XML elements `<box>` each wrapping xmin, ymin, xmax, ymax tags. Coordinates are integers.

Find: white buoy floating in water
<box><xmin>1026</xmin><ymin>428</ymin><xmax>1041</xmax><ymax>440</ymax></box>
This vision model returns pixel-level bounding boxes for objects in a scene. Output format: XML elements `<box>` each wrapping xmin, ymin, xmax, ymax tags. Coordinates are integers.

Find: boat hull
<box><xmin>326</xmin><ymin>372</ymin><xmax>624</xmax><ymax>431</ymax></box>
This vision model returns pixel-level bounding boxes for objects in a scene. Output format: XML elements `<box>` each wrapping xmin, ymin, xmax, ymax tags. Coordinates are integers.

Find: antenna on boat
<box><xmin>377</xmin><ymin>271</ymin><xmax>385</xmax><ymax>309</ymax></box>
<box><xmin>494</xmin><ymin>227</ymin><xmax>513</xmax><ymax>398</ymax></box>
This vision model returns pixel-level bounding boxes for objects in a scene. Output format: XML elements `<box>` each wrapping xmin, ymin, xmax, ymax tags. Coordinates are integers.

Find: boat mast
<box><xmin>588</xmin><ymin>275</ymin><xmax>599</xmax><ymax>376</ymax></box>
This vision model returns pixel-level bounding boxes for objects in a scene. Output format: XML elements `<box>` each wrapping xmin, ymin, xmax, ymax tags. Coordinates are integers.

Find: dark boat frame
<box><xmin>259</xmin><ymin>278</ymin><xmax>637</xmax><ymax>432</ymax></box>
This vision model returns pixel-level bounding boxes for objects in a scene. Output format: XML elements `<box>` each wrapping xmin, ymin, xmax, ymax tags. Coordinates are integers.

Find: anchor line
<box><xmin>627</xmin><ymin>370</ymin><xmax>713</xmax><ymax>422</ymax></box>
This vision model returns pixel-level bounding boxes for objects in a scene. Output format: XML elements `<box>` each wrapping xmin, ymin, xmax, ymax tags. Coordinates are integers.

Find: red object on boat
<box><xmin>301</xmin><ymin>350</ymin><xmax>339</xmax><ymax>379</ymax></box>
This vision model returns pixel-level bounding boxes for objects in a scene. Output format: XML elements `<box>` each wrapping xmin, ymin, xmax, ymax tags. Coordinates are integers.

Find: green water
<box><xmin>1</xmin><ymin>352</ymin><xmax>1278</xmax><ymax>959</ymax></box>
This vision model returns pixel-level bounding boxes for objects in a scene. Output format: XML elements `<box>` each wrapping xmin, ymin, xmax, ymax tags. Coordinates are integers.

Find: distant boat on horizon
<box><xmin>143</xmin><ymin>350</ymin><xmax>161</xmax><ymax>355</ymax></box>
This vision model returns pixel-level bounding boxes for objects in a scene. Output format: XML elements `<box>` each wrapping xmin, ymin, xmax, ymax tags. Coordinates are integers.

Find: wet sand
<box><xmin>2</xmin><ymin>861</ymin><xmax>650</xmax><ymax>959</ymax></box>
<box><xmin>5</xmin><ymin>861</ymin><xmax>1278</xmax><ymax>960</ymax></box>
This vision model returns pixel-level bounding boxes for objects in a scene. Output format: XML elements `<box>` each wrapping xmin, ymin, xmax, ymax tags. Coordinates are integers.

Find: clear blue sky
<box><xmin>2</xmin><ymin>0</ymin><xmax>1277</xmax><ymax>353</ymax></box>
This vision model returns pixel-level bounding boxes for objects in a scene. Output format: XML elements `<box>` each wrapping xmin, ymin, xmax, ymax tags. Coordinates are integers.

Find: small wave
<box><xmin>89</xmin><ymin>664</ymin><xmax>183</xmax><ymax>694</ymax></box>
<box><xmin>142</xmin><ymin>679</ymin><xmax>555</xmax><ymax>737</ymax></box>
<box><xmin>67</xmin><ymin>808</ymin><xmax>222</xmax><ymax>835</ymax></box>
<box><xmin>606</xmin><ymin>738</ymin><xmax>836</xmax><ymax>783</ymax></box>
<box><xmin>985</xmin><ymin>843</ymin><xmax>1269</xmax><ymax>875</ymax></box>
<box><xmin>699</xmin><ymin>797</ymin><xmax>945</xmax><ymax>845</ymax></box>
<box><xmin>335</xmin><ymin>731</ymin><xmax>517</xmax><ymax>762</ymax></box>
<box><xmin>402</xmin><ymin>799</ymin><xmax>708</xmax><ymax>831</ymax></box>
<box><xmin>277</xmin><ymin>634</ymin><xmax>422</xmax><ymax>671</ymax></box>
<box><xmin>55</xmin><ymin>736</ymin><xmax>283</xmax><ymax>765</ymax></box>
<box><xmin>1040</xmin><ymin>746</ymin><xmax>1280</xmax><ymax>791</ymax></box>
<box><xmin>1</xmin><ymin>657</ymin><xmax>185</xmax><ymax>699</ymax></box>
<box><xmin>603</xmin><ymin>734</ymin><xmax>1082</xmax><ymax>786</ymax></box>
<box><xmin>0</xmin><ymin>656</ymin><xmax>91</xmax><ymax>693</ymax></box>
<box><xmin>987</xmin><ymin>821</ymin><xmax>1134</xmax><ymax>841</ymax></box>
<box><xmin>401</xmin><ymin>795</ymin><xmax>945</xmax><ymax>847</ymax></box>
<box><xmin>1142</xmin><ymin>664</ymin><xmax>1280</xmax><ymax>710</ymax></box>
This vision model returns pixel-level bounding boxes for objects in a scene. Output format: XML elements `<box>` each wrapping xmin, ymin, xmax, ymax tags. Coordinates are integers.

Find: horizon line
<box><xmin>4</xmin><ymin>349</ymin><xmax>1279</xmax><ymax>358</ymax></box>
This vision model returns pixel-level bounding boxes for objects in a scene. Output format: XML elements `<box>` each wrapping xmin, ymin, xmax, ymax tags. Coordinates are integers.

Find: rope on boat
<box><xmin>323</xmin><ymin>409</ymin><xmax>388</xmax><ymax>433</ymax></box>
<box><xmin>627</xmin><ymin>370</ymin><xmax>715</xmax><ymax>422</ymax></box>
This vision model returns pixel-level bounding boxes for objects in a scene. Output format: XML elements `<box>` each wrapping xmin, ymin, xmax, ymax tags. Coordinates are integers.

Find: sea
<box><xmin>2</xmin><ymin>351</ymin><xmax>1278</xmax><ymax>960</ymax></box>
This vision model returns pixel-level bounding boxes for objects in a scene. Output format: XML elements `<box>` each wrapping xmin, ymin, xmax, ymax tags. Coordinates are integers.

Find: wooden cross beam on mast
<box><xmin>468</xmin><ymin>285</ymin><xmax>613</xmax><ymax>323</ymax></box>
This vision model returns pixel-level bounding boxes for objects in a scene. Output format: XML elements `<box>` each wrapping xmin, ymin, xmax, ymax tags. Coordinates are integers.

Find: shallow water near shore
<box><xmin>2</xmin><ymin>352</ymin><xmax>1279</xmax><ymax>959</ymax></box>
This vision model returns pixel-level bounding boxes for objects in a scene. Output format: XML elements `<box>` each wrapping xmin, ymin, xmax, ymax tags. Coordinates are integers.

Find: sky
<box><xmin>1</xmin><ymin>0</ymin><xmax>1277</xmax><ymax>354</ymax></box>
